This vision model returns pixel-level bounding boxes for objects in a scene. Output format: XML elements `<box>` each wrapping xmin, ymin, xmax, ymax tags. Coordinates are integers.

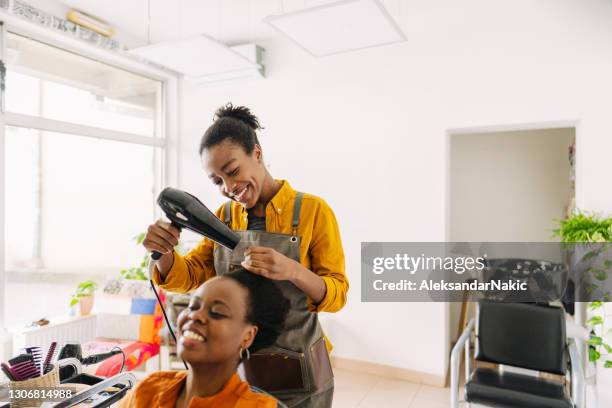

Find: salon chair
<box><xmin>450</xmin><ymin>301</ymin><xmax>584</xmax><ymax>408</ymax></box>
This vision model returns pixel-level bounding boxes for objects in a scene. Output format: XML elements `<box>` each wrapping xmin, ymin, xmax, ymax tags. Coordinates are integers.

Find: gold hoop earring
<box><xmin>239</xmin><ymin>346</ymin><xmax>250</xmax><ymax>360</ymax></box>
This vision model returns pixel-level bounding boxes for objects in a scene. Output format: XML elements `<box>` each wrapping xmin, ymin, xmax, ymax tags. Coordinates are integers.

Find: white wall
<box><xmin>176</xmin><ymin>0</ymin><xmax>612</xmax><ymax>381</ymax></box>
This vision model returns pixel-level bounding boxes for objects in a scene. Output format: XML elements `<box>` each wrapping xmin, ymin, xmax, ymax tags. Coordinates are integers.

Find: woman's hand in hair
<box><xmin>241</xmin><ymin>247</ymin><xmax>299</xmax><ymax>281</ymax></box>
<box><xmin>242</xmin><ymin>246</ymin><xmax>327</xmax><ymax>304</ymax></box>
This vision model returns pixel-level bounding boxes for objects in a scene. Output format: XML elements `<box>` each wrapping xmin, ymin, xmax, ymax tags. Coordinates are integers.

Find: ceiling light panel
<box><xmin>265</xmin><ymin>0</ymin><xmax>406</xmax><ymax>57</ymax></box>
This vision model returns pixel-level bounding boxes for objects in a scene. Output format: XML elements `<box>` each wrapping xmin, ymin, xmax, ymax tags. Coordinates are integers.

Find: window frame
<box><xmin>0</xmin><ymin>18</ymin><xmax>180</xmax><ymax>329</ymax></box>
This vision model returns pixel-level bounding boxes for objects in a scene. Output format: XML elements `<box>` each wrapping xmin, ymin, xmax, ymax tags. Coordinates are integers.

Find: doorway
<box><xmin>447</xmin><ymin>125</ymin><xmax>575</xmax><ymax>343</ymax></box>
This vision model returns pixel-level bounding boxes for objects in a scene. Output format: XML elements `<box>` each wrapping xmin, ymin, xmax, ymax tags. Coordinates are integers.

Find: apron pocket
<box><xmin>310</xmin><ymin>337</ymin><xmax>334</xmax><ymax>391</ymax></box>
<box><xmin>243</xmin><ymin>347</ymin><xmax>309</xmax><ymax>394</ymax></box>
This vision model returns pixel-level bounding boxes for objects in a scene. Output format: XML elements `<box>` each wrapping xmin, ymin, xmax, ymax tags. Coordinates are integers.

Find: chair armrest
<box><xmin>568</xmin><ymin>338</ymin><xmax>585</xmax><ymax>408</ymax></box>
<box><xmin>450</xmin><ymin>318</ymin><xmax>474</xmax><ymax>408</ymax></box>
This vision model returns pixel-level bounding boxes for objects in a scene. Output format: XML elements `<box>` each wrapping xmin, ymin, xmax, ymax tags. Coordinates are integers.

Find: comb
<box><xmin>43</xmin><ymin>342</ymin><xmax>57</xmax><ymax>374</ymax></box>
<box><xmin>8</xmin><ymin>354</ymin><xmax>32</xmax><ymax>366</ymax></box>
<box><xmin>1</xmin><ymin>362</ymin><xmax>15</xmax><ymax>381</ymax></box>
<box><xmin>22</xmin><ymin>347</ymin><xmax>43</xmax><ymax>374</ymax></box>
<box><xmin>10</xmin><ymin>359</ymin><xmax>39</xmax><ymax>381</ymax></box>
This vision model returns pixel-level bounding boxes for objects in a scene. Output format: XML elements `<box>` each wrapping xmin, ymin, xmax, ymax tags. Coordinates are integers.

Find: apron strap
<box><xmin>292</xmin><ymin>192</ymin><xmax>303</xmax><ymax>236</ymax></box>
<box><xmin>224</xmin><ymin>201</ymin><xmax>232</xmax><ymax>226</ymax></box>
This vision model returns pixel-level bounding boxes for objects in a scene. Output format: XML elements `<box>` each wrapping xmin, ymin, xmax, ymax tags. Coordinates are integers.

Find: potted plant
<box><xmin>120</xmin><ymin>232</ymin><xmax>184</xmax><ymax>280</ymax></box>
<box><xmin>553</xmin><ymin>211</ymin><xmax>612</xmax><ymax>368</ymax></box>
<box><xmin>70</xmin><ymin>280</ymin><xmax>99</xmax><ymax>316</ymax></box>
<box><xmin>104</xmin><ymin>232</ymin><xmax>185</xmax><ymax>297</ymax></box>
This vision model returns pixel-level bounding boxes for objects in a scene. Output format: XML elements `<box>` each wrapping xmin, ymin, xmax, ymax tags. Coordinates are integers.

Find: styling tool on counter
<box><xmin>57</xmin><ymin>343</ymin><xmax>122</xmax><ymax>366</ymax></box>
<box><xmin>1</xmin><ymin>362</ymin><xmax>15</xmax><ymax>381</ymax></box>
<box><xmin>8</xmin><ymin>355</ymin><xmax>39</xmax><ymax>381</ymax></box>
<box><xmin>22</xmin><ymin>346</ymin><xmax>43</xmax><ymax>374</ymax></box>
<box><xmin>43</xmin><ymin>342</ymin><xmax>57</xmax><ymax>374</ymax></box>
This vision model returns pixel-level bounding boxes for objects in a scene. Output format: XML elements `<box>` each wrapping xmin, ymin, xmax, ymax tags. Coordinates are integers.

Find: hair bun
<box><xmin>215</xmin><ymin>103</ymin><xmax>262</xmax><ymax>131</ymax></box>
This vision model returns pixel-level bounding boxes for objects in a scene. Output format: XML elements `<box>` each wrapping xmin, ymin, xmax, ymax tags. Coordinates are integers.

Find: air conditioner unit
<box><xmin>187</xmin><ymin>44</ymin><xmax>265</xmax><ymax>85</ymax></box>
<box><xmin>129</xmin><ymin>35</ymin><xmax>265</xmax><ymax>85</ymax></box>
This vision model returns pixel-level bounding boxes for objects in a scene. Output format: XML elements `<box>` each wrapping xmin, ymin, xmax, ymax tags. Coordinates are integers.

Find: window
<box><xmin>5</xmin><ymin>32</ymin><xmax>160</xmax><ymax>136</ymax></box>
<box><xmin>2</xmin><ymin>31</ymin><xmax>169</xmax><ymax>327</ymax></box>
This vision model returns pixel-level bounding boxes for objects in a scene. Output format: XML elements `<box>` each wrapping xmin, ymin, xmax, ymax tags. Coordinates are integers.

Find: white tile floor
<box><xmin>333</xmin><ymin>368</ymin><xmax>454</xmax><ymax>408</ymax></box>
<box><xmin>333</xmin><ymin>366</ymin><xmax>612</xmax><ymax>408</ymax></box>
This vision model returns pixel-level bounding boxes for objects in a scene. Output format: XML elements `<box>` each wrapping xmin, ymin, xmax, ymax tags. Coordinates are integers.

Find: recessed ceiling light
<box><xmin>128</xmin><ymin>34</ymin><xmax>260</xmax><ymax>77</ymax></box>
<box><xmin>265</xmin><ymin>0</ymin><xmax>406</xmax><ymax>57</ymax></box>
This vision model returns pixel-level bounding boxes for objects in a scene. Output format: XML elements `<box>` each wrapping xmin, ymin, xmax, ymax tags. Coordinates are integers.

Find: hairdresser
<box><xmin>142</xmin><ymin>103</ymin><xmax>348</xmax><ymax>408</ymax></box>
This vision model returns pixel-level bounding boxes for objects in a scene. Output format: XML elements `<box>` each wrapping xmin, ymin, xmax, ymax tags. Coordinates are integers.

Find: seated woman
<box><xmin>120</xmin><ymin>269</ymin><xmax>290</xmax><ymax>408</ymax></box>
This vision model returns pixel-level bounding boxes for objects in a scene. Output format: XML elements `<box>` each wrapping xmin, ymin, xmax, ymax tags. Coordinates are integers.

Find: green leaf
<box><xmin>592</xmin><ymin>269</ymin><xmax>608</xmax><ymax>281</ymax></box>
<box><xmin>75</xmin><ymin>280</ymin><xmax>98</xmax><ymax>296</ymax></box>
<box><xmin>583</xmin><ymin>250</ymin><xmax>600</xmax><ymax>262</ymax></box>
<box><xmin>604</xmin><ymin>259</ymin><xmax>612</xmax><ymax>269</ymax></box>
<box><xmin>69</xmin><ymin>298</ymin><xmax>78</xmax><ymax>307</ymax></box>
<box><xmin>603</xmin><ymin>343</ymin><xmax>612</xmax><ymax>354</ymax></box>
<box><xmin>591</xmin><ymin>232</ymin><xmax>607</xmax><ymax>242</ymax></box>
<box><xmin>605</xmin><ymin>360</ymin><xmax>612</xmax><ymax>368</ymax></box>
<box><xmin>588</xmin><ymin>315</ymin><xmax>604</xmax><ymax>326</ymax></box>
<box><xmin>134</xmin><ymin>232</ymin><xmax>146</xmax><ymax>245</ymax></box>
<box><xmin>553</xmin><ymin>212</ymin><xmax>612</xmax><ymax>242</ymax></box>
<box><xmin>589</xmin><ymin>348</ymin><xmax>601</xmax><ymax>362</ymax></box>
<box><xmin>589</xmin><ymin>301</ymin><xmax>604</xmax><ymax>310</ymax></box>
<box><xmin>589</xmin><ymin>336</ymin><xmax>603</xmax><ymax>346</ymax></box>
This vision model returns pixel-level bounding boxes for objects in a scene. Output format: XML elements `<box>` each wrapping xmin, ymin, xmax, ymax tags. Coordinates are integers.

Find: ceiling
<box><xmin>57</xmin><ymin>0</ymin><xmax>345</xmax><ymax>48</ymax></box>
<box><xmin>23</xmin><ymin>0</ymin><xmax>612</xmax><ymax>64</ymax></box>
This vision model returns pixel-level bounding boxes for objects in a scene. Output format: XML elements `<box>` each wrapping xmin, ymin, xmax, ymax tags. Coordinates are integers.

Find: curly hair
<box><xmin>199</xmin><ymin>103</ymin><xmax>263</xmax><ymax>155</ymax></box>
<box><xmin>223</xmin><ymin>269</ymin><xmax>289</xmax><ymax>353</ymax></box>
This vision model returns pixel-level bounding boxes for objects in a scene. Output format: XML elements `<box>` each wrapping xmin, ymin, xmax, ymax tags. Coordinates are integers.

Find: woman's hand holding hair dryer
<box><xmin>143</xmin><ymin>219</ymin><xmax>181</xmax><ymax>279</ymax></box>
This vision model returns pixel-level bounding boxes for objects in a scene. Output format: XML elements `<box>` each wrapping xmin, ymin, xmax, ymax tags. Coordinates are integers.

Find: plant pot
<box><xmin>79</xmin><ymin>295</ymin><xmax>94</xmax><ymax>316</ymax></box>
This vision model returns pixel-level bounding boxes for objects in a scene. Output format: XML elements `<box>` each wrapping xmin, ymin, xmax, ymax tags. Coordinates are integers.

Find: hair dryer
<box><xmin>149</xmin><ymin>188</ymin><xmax>241</xmax><ymax>371</ymax></box>
<box><xmin>57</xmin><ymin>343</ymin><xmax>122</xmax><ymax>365</ymax></box>
<box><xmin>151</xmin><ymin>187</ymin><xmax>240</xmax><ymax>259</ymax></box>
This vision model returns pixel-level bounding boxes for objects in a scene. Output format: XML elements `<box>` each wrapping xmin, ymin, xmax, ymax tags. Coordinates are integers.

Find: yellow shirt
<box><xmin>152</xmin><ymin>180</ymin><xmax>348</xmax><ymax>314</ymax></box>
<box><xmin>119</xmin><ymin>371</ymin><xmax>277</xmax><ymax>407</ymax></box>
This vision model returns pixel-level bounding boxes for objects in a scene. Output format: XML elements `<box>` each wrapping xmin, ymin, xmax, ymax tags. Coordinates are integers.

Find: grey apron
<box><xmin>214</xmin><ymin>193</ymin><xmax>334</xmax><ymax>408</ymax></box>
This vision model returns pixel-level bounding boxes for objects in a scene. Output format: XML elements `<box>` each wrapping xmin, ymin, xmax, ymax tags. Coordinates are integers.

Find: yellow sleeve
<box><xmin>150</xmin><ymin>204</ymin><xmax>225</xmax><ymax>293</ymax></box>
<box><xmin>307</xmin><ymin>200</ymin><xmax>348</xmax><ymax>313</ymax></box>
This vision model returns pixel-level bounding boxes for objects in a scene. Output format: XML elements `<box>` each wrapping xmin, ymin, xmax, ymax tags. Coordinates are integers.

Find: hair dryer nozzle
<box><xmin>155</xmin><ymin>187</ymin><xmax>240</xmax><ymax>251</ymax></box>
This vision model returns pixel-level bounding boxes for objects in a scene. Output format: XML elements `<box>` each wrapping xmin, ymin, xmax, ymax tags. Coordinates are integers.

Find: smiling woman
<box><xmin>119</xmin><ymin>269</ymin><xmax>289</xmax><ymax>408</ymax></box>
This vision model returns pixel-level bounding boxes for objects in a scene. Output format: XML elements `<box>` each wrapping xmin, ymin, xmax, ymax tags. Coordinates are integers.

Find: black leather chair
<box><xmin>450</xmin><ymin>301</ymin><xmax>584</xmax><ymax>408</ymax></box>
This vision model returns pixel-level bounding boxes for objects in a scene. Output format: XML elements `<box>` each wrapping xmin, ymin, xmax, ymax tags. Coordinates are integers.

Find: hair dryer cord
<box><xmin>149</xmin><ymin>279</ymin><xmax>188</xmax><ymax>370</ymax></box>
